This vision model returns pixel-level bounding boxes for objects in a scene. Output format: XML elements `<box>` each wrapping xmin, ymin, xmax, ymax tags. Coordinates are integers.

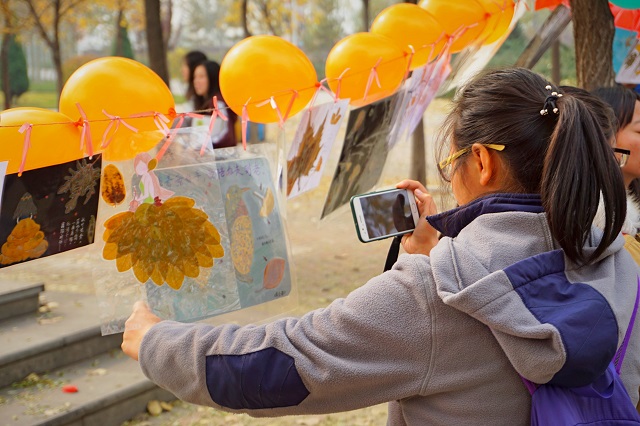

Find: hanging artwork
<box><xmin>0</xmin><ymin>156</ymin><xmax>100</xmax><ymax>268</ymax></box>
<box><xmin>217</xmin><ymin>156</ymin><xmax>292</xmax><ymax>304</ymax></box>
<box><xmin>616</xmin><ymin>36</ymin><xmax>640</xmax><ymax>85</ymax></box>
<box><xmin>94</xmin><ymin>129</ymin><xmax>292</xmax><ymax>335</ymax></box>
<box><xmin>403</xmin><ymin>52</ymin><xmax>452</xmax><ymax>142</ymax></box>
<box><xmin>286</xmin><ymin>100</ymin><xmax>349</xmax><ymax>199</ymax></box>
<box><xmin>393</xmin><ymin>63</ymin><xmax>434</xmax><ymax>143</ymax></box>
<box><xmin>321</xmin><ymin>95</ymin><xmax>398</xmax><ymax>219</ymax></box>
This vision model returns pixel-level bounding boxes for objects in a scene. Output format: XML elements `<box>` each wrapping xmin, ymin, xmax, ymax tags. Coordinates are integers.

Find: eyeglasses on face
<box><xmin>613</xmin><ymin>147</ymin><xmax>630</xmax><ymax>168</ymax></box>
<box><xmin>438</xmin><ymin>144</ymin><xmax>506</xmax><ymax>180</ymax></box>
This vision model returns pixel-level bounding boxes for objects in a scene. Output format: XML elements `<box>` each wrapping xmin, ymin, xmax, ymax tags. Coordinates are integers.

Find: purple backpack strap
<box><xmin>614</xmin><ymin>276</ymin><xmax>640</xmax><ymax>374</ymax></box>
<box><xmin>519</xmin><ymin>276</ymin><xmax>640</xmax><ymax>395</ymax></box>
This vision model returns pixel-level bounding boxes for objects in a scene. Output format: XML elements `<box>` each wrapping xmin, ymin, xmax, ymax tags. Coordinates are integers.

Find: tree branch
<box><xmin>22</xmin><ymin>0</ymin><xmax>54</xmax><ymax>48</ymax></box>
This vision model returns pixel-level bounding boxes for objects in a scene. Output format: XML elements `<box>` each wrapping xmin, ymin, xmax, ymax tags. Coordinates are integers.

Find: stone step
<box><xmin>0</xmin><ymin>349</ymin><xmax>175</xmax><ymax>426</ymax></box>
<box><xmin>0</xmin><ymin>281</ymin><xmax>45</xmax><ymax>322</ymax></box>
<box><xmin>0</xmin><ymin>292</ymin><xmax>121</xmax><ymax>389</ymax></box>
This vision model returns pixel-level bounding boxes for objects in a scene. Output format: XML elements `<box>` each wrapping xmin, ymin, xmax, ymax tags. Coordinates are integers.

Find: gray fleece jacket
<box><xmin>139</xmin><ymin>193</ymin><xmax>640</xmax><ymax>425</ymax></box>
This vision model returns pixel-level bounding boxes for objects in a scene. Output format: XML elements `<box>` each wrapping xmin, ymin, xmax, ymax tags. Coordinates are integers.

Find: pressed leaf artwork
<box><xmin>0</xmin><ymin>218</ymin><xmax>48</xmax><ymax>265</ymax></box>
<box><xmin>101</xmin><ymin>164</ymin><xmax>126</xmax><ymax>206</ymax></box>
<box><xmin>0</xmin><ymin>156</ymin><xmax>100</xmax><ymax>269</ymax></box>
<box><xmin>286</xmin><ymin>100</ymin><xmax>349</xmax><ymax>199</ymax></box>
<box><xmin>225</xmin><ymin>185</ymin><xmax>254</xmax><ymax>283</ymax></box>
<box><xmin>102</xmin><ymin>196</ymin><xmax>224</xmax><ymax>290</ymax></box>
<box><xmin>57</xmin><ymin>158</ymin><xmax>101</xmax><ymax>214</ymax></box>
<box><xmin>262</xmin><ymin>257</ymin><xmax>286</xmax><ymax>290</ymax></box>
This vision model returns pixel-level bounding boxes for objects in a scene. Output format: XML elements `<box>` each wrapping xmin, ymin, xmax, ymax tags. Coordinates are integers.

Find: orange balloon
<box><xmin>477</xmin><ymin>0</ymin><xmax>515</xmax><ymax>45</ymax></box>
<box><xmin>418</xmin><ymin>0</ymin><xmax>488</xmax><ymax>53</ymax></box>
<box><xmin>371</xmin><ymin>3</ymin><xmax>446</xmax><ymax>70</ymax></box>
<box><xmin>220</xmin><ymin>36</ymin><xmax>317</xmax><ymax>124</ymax></box>
<box><xmin>0</xmin><ymin>108</ymin><xmax>83</xmax><ymax>175</ymax></box>
<box><xmin>59</xmin><ymin>57</ymin><xmax>175</xmax><ymax>162</ymax></box>
<box><xmin>325</xmin><ymin>33</ymin><xmax>407</xmax><ymax>108</ymax></box>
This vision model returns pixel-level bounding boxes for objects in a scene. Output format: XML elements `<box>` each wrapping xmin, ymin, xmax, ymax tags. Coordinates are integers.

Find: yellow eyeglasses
<box><xmin>613</xmin><ymin>147</ymin><xmax>630</xmax><ymax>168</ymax></box>
<box><xmin>438</xmin><ymin>144</ymin><xmax>506</xmax><ymax>180</ymax></box>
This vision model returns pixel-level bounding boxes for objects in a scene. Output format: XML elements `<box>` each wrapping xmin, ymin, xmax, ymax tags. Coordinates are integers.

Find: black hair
<box><xmin>192</xmin><ymin>60</ymin><xmax>221</xmax><ymax>113</ymax></box>
<box><xmin>438</xmin><ymin>68</ymin><xmax>626</xmax><ymax>265</ymax></box>
<box><xmin>184</xmin><ymin>50</ymin><xmax>208</xmax><ymax>101</ymax></box>
<box><xmin>592</xmin><ymin>85</ymin><xmax>640</xmax><ymax>204</ymax></box>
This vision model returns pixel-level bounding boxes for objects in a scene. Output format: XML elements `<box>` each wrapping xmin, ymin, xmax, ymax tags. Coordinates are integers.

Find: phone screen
<box><xmin>359</xmin><ymin>190</ymin><xmax>416</xmax><ymax>239</ymax></box>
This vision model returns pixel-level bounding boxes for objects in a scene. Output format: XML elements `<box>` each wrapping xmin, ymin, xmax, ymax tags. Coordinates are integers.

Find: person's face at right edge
<box><xmin>617</xmin><ymin>100</ymin><xmax>640</xmax><ymax>186</ymax></box>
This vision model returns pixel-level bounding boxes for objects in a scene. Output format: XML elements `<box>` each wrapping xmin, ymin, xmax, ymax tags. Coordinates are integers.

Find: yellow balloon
<box><xmin>220</xmin><ymin>35</ymin><xmax>317</xmax><ymax>124</ymax></box>
<box><xmin>0</xmin><ymin>108</ymin><xmax>83</xmax><ymax>175</ymax></box>
<box><xmin>325</xmin><ymin>33</ymin><xmax>408</xmax><ymax>108</ymax></box>
<box><xmin>477</xmin><ymin>0</ymin><xmax>515</xmax><ymax>45</ymax></box>
<box><xmin>59</xmin><ymin>57</ymin><xmax>175</xmax><ymax>162</ymax></box>
<box><xmin>418</xmin><ymin>0</ymin><xmax>488</xmax><ymax>53</ymax></box>
<box><xmin>371</xmin><ymin>3</ymin><xmax>446</xmax><ymax>70</ymax></box>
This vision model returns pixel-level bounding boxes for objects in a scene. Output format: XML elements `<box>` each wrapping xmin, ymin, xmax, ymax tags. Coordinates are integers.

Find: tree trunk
<box><xmin>241</xmin><ymin>0</ymin><xmax>252</xmax><ymax>37</ymax></box>
<box><xmin>23</xmin><ymin>0</ymin><xmax>64</xmax><ymax>99</ymax></box>
<box><xmin>1</xmin><ymin>34</ymin><xmax>11</xmax><ymax>109</ymax></box>
<box><xmin>411</xmin><ymin>118</ymin><xmax>427</xmax><ymax>183</ymax></box>
<box><xmin>1</xmin><ymin>5</ymin><xmax>12</xmax><ymax>109</ymax></box>
<box><xmin>52</xmin><ymin>0</ymin><xmax>63</xmax><ymax>99</ymax></box>
<box><xmin>569</xmin><ymin>0</ymin><xmax>615</xmax><ymax>90</ymax></box>
<box><xmin>114</xmin><ymin>8</ymin><xmax>125</xmax><ymax>56</ymax></box>
<box><xmin>405</xmin><ymin>0</ymin><xmax>427</xmax><ymax>182</ymax></box>
<box><xmin>361</xmin><ymin>0</ymin><xmax>369</xmax><ymax>31</ymax></box>
<box><xmin>144</xmin><ymin>0</ymin><xmax>170</xmax><ymax>86</ymax></box>
<box><xmin>52</xmin><ymin>39</ymin><xmax>63</xmax><ymax>98</ymax></box>
<box><xmin>162</xmin><ymin>0</ymin><xmax>172</xmax><ymax>53</ymax></box>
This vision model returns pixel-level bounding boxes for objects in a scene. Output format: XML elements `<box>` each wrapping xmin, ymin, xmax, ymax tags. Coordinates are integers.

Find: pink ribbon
<box><xmin>334</xmin><ymin>68</ymin><xmax>350</xmax><ymax>102</ymax></box>
<box><xmin>76</xmin><ymin>103</ymin><xmax>94</xmax><ymax>158</ymax></box>
<box><xmin>404</xmin><ymin>45</ymin><xmax>416</xmax><ymax>79</ymax></box>
<box><xmin>309</xmin><ymin>80</ymin><xmax>336</xmax><ymax>111</ymax></box>
<box><xmin>257</xmin><ymin>91</ymin><xmax>299</xmax><ymax>128</ymax></box>
<box><xmin>101</xmin><ymin>110</ymin><xmax>138</xmax><ymax>149</ymax></box>
<box><xmin>202</xmin><ymin>96</ymin><xmax>229</xmax><ymax>155</ymax></box>
<box><xmin>154</xmin><ymin>112</ymin><xmax>203</xmax><ymax>162</ymax></box>
<box><xmin>129</xmin><ymin>111</ymin><xmax>171</xmax><ymax>136</ymax></box>
<box><xmin>362</xmin><ymin>58</ymin><xmax>383</xmax><ymax>103</ymax></box>
<box><xmin>241</xmin><ymin>100</ymin><xmax>250</xmax><ymax>151</ymax></box>
<box><xmin>17</xmin><ymin>123</ymin><xmax>32</xmax><ymax>177</ymax></box>
<box><xmin>173</xmin><ymin>111</ymin><xmax>204</xmax><ymax>131</ymax></box>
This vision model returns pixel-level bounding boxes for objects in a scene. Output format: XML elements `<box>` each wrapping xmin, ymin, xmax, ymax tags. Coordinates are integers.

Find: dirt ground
<box><xmin>0</xmin><ymin>100</ymin><xmax>452</xmax><ymax>426</ymax></box>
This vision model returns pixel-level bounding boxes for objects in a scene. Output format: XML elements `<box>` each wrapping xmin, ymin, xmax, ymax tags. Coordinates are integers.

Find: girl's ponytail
<box><xmin>541</xmin><ymin>94</ymin><xmax>626</xmax><ymax>264</ymax></box>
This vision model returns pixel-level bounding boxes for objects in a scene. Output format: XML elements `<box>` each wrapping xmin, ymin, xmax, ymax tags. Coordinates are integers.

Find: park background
<box><xmin>0</xmin><ymin>0</ymin><xmax>627</xmax><ymax>425</ymax></box>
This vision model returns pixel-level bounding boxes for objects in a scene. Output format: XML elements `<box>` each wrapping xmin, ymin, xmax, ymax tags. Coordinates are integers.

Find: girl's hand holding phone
<box><xmin>396</xmin><ymin>180</ymin><xmax>439</xmax><ymax>256</ymax></box>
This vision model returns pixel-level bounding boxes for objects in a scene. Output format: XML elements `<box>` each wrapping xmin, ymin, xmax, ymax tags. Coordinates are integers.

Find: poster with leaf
<box><xmin>321</xmin><ymin>95</ymin><xmax>397</xmax><ymax>218</ymax></box>
<box><xmin>93</xmin><ymin>130</ymin><xmax>292</xmax><ymax>335</ymax></box>
<box><xmin>287</xmin><ymin>100</ymin><xmax>349</xmax><ymax>199</ymax></box>
<box><xmin>0</xmin><ymin>156</ymin><xmax>100</xmax><ymax>268</ymax></box>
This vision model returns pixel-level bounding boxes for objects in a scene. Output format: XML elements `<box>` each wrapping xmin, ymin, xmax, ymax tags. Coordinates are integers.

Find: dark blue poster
<box><xmin>0</xmin><ymin>156</ymin><xmax>101</xmax><ymax>268</ymax></box>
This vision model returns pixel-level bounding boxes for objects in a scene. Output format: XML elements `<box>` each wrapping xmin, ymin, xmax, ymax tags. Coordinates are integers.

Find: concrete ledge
<box><xmin>0</xmin><ymin>282</ymin><xmax>44</xmax><ymax>321</ymax></box>
<box><xmin>0</xmin><ymin>292</ymin><xmax>122</xmax><ymax>388</ymax></box>
<box><xmin>0</xmin><ymin>351</ymin><xmax>176</xmax><ymax>426</ymax></box>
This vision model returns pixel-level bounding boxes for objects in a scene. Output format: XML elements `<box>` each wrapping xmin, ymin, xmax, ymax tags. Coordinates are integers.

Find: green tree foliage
<box><xmin>0</xmin><ymin>34</ymin><xmax>30</xmax><ymax>103</ymax></box>
<box><xmin>113</xmin><ymin>22</ymin><xmax>135</xmax><ymax>59</ymax></box>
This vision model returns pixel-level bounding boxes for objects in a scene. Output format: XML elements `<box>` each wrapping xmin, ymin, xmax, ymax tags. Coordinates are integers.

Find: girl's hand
<box><xmin>396</xmin><ymin>180</ymin><xmax>439</xmax><ymax>256</ymax></box>
<box><xmin>121</xmin><ymin>301</ymin><xmax>162</xmax><ymax>361</ymax></box>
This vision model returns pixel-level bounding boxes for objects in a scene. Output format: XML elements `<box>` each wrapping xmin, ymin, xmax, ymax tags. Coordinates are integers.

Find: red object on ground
<box><xmin>62</xmin><ymin>385</ymin><xmax>78</xmax><ymax>393</ymax></box>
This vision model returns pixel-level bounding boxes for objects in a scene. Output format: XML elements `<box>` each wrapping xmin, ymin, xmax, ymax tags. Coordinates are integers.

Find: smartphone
<box><xmin>350</xmin><ymin>188</ymin><xmax>420</xmax><ymax>243</ymax></box>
